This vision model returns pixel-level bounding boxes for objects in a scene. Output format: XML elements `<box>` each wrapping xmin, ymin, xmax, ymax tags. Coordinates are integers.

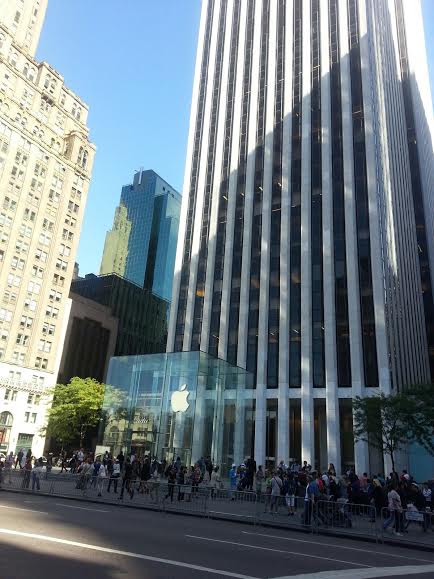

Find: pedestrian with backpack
<box><xmin>270</xmin><ymin>471</ymin><xmax>283</xmax><ymax>514</ymax></box>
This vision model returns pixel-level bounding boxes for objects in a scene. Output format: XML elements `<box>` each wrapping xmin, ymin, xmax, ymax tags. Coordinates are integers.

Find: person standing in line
<box><xmin>77</xmin><ymin>448</ymin><xmax>84</xmax><ymax>466</ymax></box>
<box><xmin>165</xmin><ymin>466</ymin><xmax>177</xmax><ymax>502</ymax></box>
<box><xmin>210</xmin><ymin>466</ymin><xmax>221</xmax><ymax>499</ymax></box>
<box><xmin>117</xmin><ymin>450</ymin><xmax>125</xmax><ymax>470</ymax></box>
<box><xmin>5</xmin><ymin>452</ymin><xmax>13</xmax><ymax>483</ymax></box>
<box><xmin>303</xmin><ymin>475</ymin><xmax>318</xmax><ymax>525</ymax></box>
<box><xmin>77</xmin><ymin>457</ymin><xmax>93</xmax><ymax>490</ymax></box>
<box><xmin>177</xmin><ymin>466</ymin><xmax>185</xmax><ymax>501</ymax></box>
<box><xmin>15</xmin><ymin>450</ymin><xmax>23</xmax><ymax>469</ymax></box>
<box><xmin>32</xmin><ymin>458</ymin><xmax>43</xmax><ymax>491</ymax></box>
<box><xmin>255</xmin><ymin>466</ymin><xmax>265</xmax><ymax>498</ymax></box>
<box><xmin>22</xmin><ymin>457</ymin><xmax>32</xmax><ymax>489</ymax></box>
<box><xmin>270</xmin><ymin>471</ymin><xmax>283</xmax><ymax>514</ymax></box>
<box><xmin>119</xmin><ymin>457</ymin><xmax>134</xmax><ymax>500</ymax></box>
<box><xmin>150</xmin><ymin>465</ymin><xmax>160</xmax><ymax>503</ymax></box>
<box><xmin>45</xmin><ymin>454</ymin><xmax>53</xmax><ymax>479</ymax></box>
<box><xmin>285</xmin><ymin>472</ymin><xmax>297</xmax><ymax>516</ymax></box>
<box><xmin>97</xmin><ymin>461</ymin><xmax>107</xmax><ymax>497</ymax></box>
<box><xmin>229</xmin><ymin>464</ymin><xmax>238</xmax><ymax>500</ymax></box>
<box><xmin>139</xmin><ymin>457</ymin><xmax>151</xmax><ymax>494</ymax></box>
<box><xmin>107</xmin><ymin>458</ymin><xmax>121</xmax><ymax>493</ymax></box>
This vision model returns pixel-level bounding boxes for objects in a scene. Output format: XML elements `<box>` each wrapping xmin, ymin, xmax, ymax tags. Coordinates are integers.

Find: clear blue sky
<box><xmin>37</xmin><ymin>0</ymin><xmax>434</xmax><ymax>276</ymax></box>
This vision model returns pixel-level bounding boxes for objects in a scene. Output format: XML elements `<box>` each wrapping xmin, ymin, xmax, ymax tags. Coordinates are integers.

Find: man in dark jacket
<box><xmin>119</xmin><ymin>457</ymin><xmax>134</xmax><ymax>500</ymax></box>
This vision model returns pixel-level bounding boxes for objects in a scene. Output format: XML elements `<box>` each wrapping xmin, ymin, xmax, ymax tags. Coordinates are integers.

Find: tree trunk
<box><xmin>390</xmin><ymin>451</ymin><xmax>395</xmax><ymax>474</ymax></box>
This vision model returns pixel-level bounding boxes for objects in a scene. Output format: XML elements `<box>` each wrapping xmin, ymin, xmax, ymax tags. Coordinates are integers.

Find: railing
<box><xmin>380</xmin><ymin>506</ymin><xmax>434</xmax><ymax>547</ymax></box>
<box><xmin>1</xmin><ymin>470</ymin><xmax>433</xmax><ymax>547</ymax></box>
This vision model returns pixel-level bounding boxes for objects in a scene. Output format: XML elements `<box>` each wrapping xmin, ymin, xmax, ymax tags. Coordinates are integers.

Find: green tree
<box><xmin>43</xmin><ymin>377</ymin><xmax>105</xmax><ymax>448</ymax></box>
<box><xmin>353</xmin><ymin>385</ymin><xmax>434</xmax><ymax>473</ymax></box>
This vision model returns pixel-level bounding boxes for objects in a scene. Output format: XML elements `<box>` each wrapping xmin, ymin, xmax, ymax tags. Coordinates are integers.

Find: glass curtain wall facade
<box><xmin>168</xmin><ymin>0</ymin><xmax>434</xmax><ymax>474</ymax></box>
<box><xmin>100</xmin><ymin>170</ymin><xmax>181</xmax><ymax>302</ymax></box>
<box><xmin>99</xmin><ymin>352</ymin><xmax>253</xmax><ymax>472</ymax></box>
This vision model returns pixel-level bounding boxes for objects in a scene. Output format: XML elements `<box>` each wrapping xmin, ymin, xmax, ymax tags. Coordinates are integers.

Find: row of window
<box><xmin>4</xmin><ymin>388</ymin><xmax>42</xmax><ymax>403</ymax></box>
<box><xmin>0</xmin><ymin>34</ymin><xmax>84</xmax><ymax>122</ymax></box>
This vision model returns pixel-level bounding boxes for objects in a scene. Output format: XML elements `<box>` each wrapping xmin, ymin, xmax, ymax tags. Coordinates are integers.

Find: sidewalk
<box><xmin>2</xmin><ymin>470</ymin><xmax>433</xmax><ymax>551</ymax></box>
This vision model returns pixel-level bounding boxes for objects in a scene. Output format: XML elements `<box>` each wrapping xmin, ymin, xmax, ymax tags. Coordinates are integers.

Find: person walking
<box><xmin>31</xmin><ymin>458</ymin><xmax>43</xmax><ymax>491</ymax></box>
<box><xmin>59</xmin><ymin>452</ymin><xmax>68</xmax><ymax>474</ymax></box>
<box><xmin>383</xmin><ymin>483</ymin><xmax>403</xmax><ymax>536</ymax></box>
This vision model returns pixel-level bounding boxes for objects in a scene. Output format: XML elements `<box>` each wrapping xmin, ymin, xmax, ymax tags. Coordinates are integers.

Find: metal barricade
<box><xmin>256</xmin><ymin>495</ymin><xmax>312</xmax><ymax>531</ymax></box>
<box><xmin>163</xmin><ymin>484</ymin><xmax>208</xmax><ymax>515</ymax></box>
<box><xmin>208</xmin><ymin>488</ymin><xmax>258</xmax><ymax>523</ymax></box>
<box><xmin>314</xmin><ymin>499</ymin><xmax>377</xmax><ymax>539</ymax></box>
<box><xmin>381</xmin><ymin>506</ymin><xmax>434</xmax><ymax>548</ymax></box>
<box><xmin>1</xmin><ymin>468</ymin><xmax>54</xmax><ymax>495</ymax></box>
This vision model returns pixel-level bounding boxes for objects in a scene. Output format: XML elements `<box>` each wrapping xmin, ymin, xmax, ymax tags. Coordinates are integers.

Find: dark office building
<box><xmin>58</xmin><ymin>294</ymin><xmax>118</xmax><ymax>384</ymax></box>
<box><xmin>71</xmin><ymin>273</ymin><xmax>170</xmax><ymax>358</ymax></box>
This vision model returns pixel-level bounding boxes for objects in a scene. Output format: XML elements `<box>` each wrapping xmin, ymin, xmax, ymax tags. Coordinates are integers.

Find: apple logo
<box><xmin>171</xmin><ymin>384</ymin><xmax>190</xmax><ymax>413</ymax></box>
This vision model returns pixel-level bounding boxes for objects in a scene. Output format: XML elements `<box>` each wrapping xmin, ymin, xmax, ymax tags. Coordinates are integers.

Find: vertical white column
<box><xmin>255</xmin><ymin>0</ymin><xmax>278</xmax><ymax>467</ymax></box>
<box><xmin>219</xmin><ymin>0</ymin><xmax>248</xmax><ymax>358</ymax></box>
<box><xmin>277</xmin><ymin>0</ymin><xmax>294</xmax><ymax>466</ymax></box>
<box><xmin>201</xmin><ymin>0</ymin><xmax>235</xmax><ymax>350</ymax></box>
<box><xmin>301</xmin><ymin>0</ymin><xmax>314</xmax><ymax>467</ymax></box>
<box><xmin>338</xmin><ymin>0</ymin><xmax>368</xmax><ymax>474</ymax></box>
<box><xmin>237</xmin><ymin>0</ymin><xmax>263</xmax><ymax>370</ymax></box>
<box><xmin>167</xmin><ymin>0</ymin><xmax>210</xmax><ymax>351</ymax></box>
<box><xmin>191</xmin><ymin>376</ymin><xmax>206</xmax><ymax>464</ymax></box>
<box><xmin>320</xmin><ymin>0</ymin><xmax>341</xmax><ymax>473</ymax></box>
<box><xmin>358</xmin><ymin>0</ymin><xmax>391</xmax><ymax>397</ymax></box>
<box><xmin>183</xmin><ymin>0</ymin><xmax>222</xmax><ymax>351</ymax></box>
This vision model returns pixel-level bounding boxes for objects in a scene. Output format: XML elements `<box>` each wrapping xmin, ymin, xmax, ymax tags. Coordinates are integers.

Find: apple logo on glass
<box><xmin>171</xmin><ymin>384</ymin><xmax>190</xmax><ymax>413</ymax></box>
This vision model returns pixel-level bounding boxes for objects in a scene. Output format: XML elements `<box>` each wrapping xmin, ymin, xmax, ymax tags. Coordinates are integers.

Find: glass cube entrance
<box><xmin>99</xmin><ymin>352</ymin><xmax>254</xmax><ymax>472</ymax></box>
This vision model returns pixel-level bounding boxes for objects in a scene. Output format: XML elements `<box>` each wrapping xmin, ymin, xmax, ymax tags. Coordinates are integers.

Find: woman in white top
<box><xmin>97</xmin><ymin>463</ymin><xmax>107</xmax><ymax>497</ymax></box>
<box><xmin>31</xmin><ymin>459</ymin><xmax>44</xmax><ymax>491</ymax></box>
<box><xmin>210</xmin><ymin>467</ymin><xmax>221</xmax><ymax>499</ymax></box>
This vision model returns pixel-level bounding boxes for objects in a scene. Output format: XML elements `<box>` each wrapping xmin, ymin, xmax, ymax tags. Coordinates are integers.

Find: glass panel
<box><xmin>100</xmin><ymin>352</ymin><xmax>254</xmax><ymax>469</ymax></box>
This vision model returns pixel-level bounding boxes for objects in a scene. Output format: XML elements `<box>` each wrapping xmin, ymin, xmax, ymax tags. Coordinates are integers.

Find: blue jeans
<box><xmin>32</xmin><ymin>473</ymin><xmax>40</xmax><ymax>491</ymax></box>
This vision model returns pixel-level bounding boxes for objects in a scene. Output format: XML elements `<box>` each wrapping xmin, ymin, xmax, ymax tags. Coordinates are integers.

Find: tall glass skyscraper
<box><xmin>168</xmin><ymin>0</ymin><xmax>434</xmax><ymax>473</ymax></box>
<box><xmin>100</xmin><ymin>170</ymin><xmax>181</xmax><ymax>302</ymax></box>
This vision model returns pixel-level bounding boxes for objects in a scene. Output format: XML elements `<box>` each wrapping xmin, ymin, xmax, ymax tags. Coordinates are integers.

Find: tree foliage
<box><xmin>353</xmin><ymin>384</ymin><xmax>434</xmax><ymax>472</ymax></box>
<box><xmin>43</xmin><ymin>377</ymin><xmax>105</xmax><ymax>448</ymax></box>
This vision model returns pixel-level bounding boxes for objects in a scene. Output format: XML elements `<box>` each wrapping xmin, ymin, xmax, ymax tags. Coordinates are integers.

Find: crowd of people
<box><xmin>1</xmin><ymin>448</ymin><xmax>433</xmax><ymax>535</ymax></box>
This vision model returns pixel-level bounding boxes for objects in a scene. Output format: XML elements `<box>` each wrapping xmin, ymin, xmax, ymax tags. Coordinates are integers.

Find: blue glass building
<box><xmin>100</xmin><ymin>170</ymin><xmax>181</xmax><ymax>302</ymax></box>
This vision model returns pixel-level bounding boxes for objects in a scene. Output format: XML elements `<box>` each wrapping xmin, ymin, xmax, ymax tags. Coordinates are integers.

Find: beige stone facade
<box><xmin>0</xmin><ymin>0</ymin><xmax>95</xmax><ymax>457</ymax></box>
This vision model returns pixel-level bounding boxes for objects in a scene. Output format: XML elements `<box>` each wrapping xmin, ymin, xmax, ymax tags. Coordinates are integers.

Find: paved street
<box><xmin>0</xmin><ymin>493</ymin><xmax>434</xmax><ymax>579</ymax></box>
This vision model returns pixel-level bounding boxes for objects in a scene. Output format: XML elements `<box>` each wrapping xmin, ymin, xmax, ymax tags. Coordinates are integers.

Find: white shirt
<box><xmin>271</xmin><ymin>476</ymin><xmax>283</xmax><ymax>496</ymax></box>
